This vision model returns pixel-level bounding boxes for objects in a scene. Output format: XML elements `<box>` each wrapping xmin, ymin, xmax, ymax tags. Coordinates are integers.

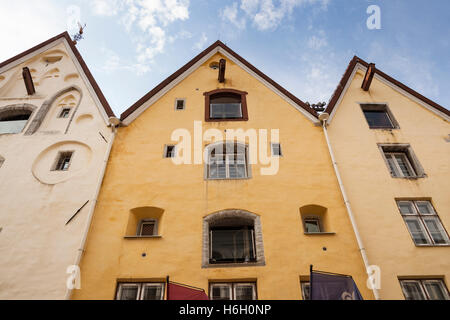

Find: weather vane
<box><xmin>72</xmin><ymin>22</ymin><xmax>86</xmax><ymax>45</ymax></box>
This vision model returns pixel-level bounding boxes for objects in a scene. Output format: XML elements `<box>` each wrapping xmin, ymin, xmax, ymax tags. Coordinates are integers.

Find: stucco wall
<box><xmin>327</xmin><ymin>69</ymin><xmax>450</xmax><ymax>299</ymax></box>
<box><xmin>73</xmin><ymin>52</ymin><xmax>373</xmax><ymax>300</ymax></box>
<box><xmin>0</xmin><ymin>42</ymin><xmax>113</xmax><ymax>299</ymax></box>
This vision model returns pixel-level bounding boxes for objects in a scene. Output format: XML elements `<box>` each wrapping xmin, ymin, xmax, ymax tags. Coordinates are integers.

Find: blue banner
<box><xmin>310</xmin><ymin>270</ymin><xmax>363</xmax><ymax>300</ymax></box>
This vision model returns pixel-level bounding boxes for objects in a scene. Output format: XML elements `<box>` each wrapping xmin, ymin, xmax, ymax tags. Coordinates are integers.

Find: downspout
<box><xmin>319</xmin><ymin>113</ymin><xmax>380</xmax><ymax>300</ymax></box>
<box><xmin>64</xmin><ymin>116</ymin><xmax>120</xmax><ymax>300</ymax></box>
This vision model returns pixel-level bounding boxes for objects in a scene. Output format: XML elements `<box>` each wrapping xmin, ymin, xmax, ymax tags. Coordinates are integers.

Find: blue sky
<box><xmin>0</xmin><ymin>0</ymin><xmax>449</xmax><ymax>116</ymax></box>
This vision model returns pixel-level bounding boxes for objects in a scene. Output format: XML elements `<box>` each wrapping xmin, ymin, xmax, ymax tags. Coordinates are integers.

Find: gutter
<box><xmin>319</xmin><ymin>113</ymin><xmax>380</xmax><ymax>300</ymax></box>
<box><xmin>64</xmin><ymin>117</ymin><xmax>120</xmax><ymax>300</ymax></box>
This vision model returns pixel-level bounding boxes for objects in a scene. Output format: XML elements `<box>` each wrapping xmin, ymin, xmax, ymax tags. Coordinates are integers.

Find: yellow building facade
<box><xmin>72</xmin><ymin>42</ymin><xmax>374</xmax><ymax>300</ymax></box>
<box><xmin>324</xmin><ymin>57</ymin><xmax>450</xmax><ymax>299</ymax></box>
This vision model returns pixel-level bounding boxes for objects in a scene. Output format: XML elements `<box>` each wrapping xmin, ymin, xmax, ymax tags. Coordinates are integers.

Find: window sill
<box><xmin>202</xmin><ymin>261</ymin><xmax>265</xmax><ymax>269</ymax></box>
<box><xmin>414</xmin><ymin>244</ymin><xmax>450</xmax><ymax>247</ymax></box>
<box><xmin>304</xmin><ymin>232</ymin><xmax>336</xmax><ymax>235</ymax></box>
<box><xmin>205</xmin><ymin>118</ymin><xmax>248</xmax><ymax>122</ymax></box>
<box><xmin>390</xmin><ymin>175</ymin><xmax>426</xmax><ymax>180</ymax></box>
<box><xmin>124</xmin><ymin>235</ymin><xmax>162</xmax><ymax>239</ymax></box>
<box><xmin>206</xmin><ymin>177</ymin><xmax>251</xmax><ymax>181</ymax></box>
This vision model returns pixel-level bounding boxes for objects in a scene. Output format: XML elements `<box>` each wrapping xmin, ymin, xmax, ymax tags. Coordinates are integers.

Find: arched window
<box><xmin>202</xmin><ymin>209</ymin><xmax>265</xmax><ymax>267</ymax></box>
<box><xmin>204</xmin><ymin>89</ymin><xmax>248</xmax><ymax>121</ymax></box>
<box><xmin>205</xmin><ymin>142</ymin><xmax>250</xmax><ymax>180</ymax></box>
<box><xmin>0</xmin><ymin>104</ymin><xmax>35</xmax><ymax>134</ymax></box>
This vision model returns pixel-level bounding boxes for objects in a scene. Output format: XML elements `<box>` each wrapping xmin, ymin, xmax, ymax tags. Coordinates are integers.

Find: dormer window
<box><xmin>204</xmin><ymin>89</ymin><xmax>248</xmax><ymax>121</ymax></box>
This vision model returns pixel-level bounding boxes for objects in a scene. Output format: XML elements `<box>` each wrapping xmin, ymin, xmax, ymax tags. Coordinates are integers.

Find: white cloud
<box><xmin>221</xmin><ymin>2</ymin><xmax>246</xmax><ymax>30</ymax></box>
<box><xmin>102</xmin><ymin>47</ymin><xmax>151</xmax><ymax>75</ymax></box>
<box><xmin>0</xmin><ymin>1</ymin><xmax>66</xmax><ymax>62</ymax></box>
<box><xmin>193</xmin><ymin>33</ymin><xmax>208</xmax><ymax>50</ymax></box>
<box><xmin>90</xmin><ymin>0</ymin><xmax>124</xmax><ymax>16</ymax></box>
<box><xmin>307</xmin><ymin>31</ymin><xmax>328</xmax><ymax>50</ymax></box>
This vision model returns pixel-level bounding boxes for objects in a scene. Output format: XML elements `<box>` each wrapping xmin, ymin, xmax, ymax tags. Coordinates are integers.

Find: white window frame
<box><xmin>52</xmin><ymin>151</ymin><xmax>74</xmax><ymax>171</ymax></box>
<box><xmin>397</xmin><ymin>200</ymin><xmax>449</xmax><ymax>246</ymax></box>
<box><xmin>301</xmin><ymin>281</ymin><xmax>310</xmax><ymax>300</ymax></box>
<box><xmin>116</xmin><ymin>282</ymin><xmax>165</xmax><ymax>300</ymax></box>
<box><xmin>209</xmin><ymin>282</ymin><xmax>256</xmax><ymax>300</ymax></box>
<box><xmin>175</xmin><ymin>98</ymin><xmax>186</xmax><ymax>110</ymax></box>
<box><xmin>303</xmin><ymin>217</ymin><xmax>322</xmax><ymax>233</ymax></box>
<box><xmin>400</xmin><ymin>279</ymin><xmax>449</xmax><ymax>300</ymax></box>
<box><xmin>271</xmin><ymin>143</ymin><xmax>282</xmax><ymax>157</ymax></box>
<box><xmin>379</xmin><ymin>144</ymin><xmax>425</xmax><ymax>179</ymax></box>
<box><xmin>137</xmin><ymin>219</ymin><xmax>158</xmax><ymax>236</ymax></box>
<box><xmin>206</xmin><ymin>143</ymin><xmax>249</xmax><ymax>180</ymax></box>
<box><xmin>385</xmin><ymin>152</ymin><xmax>416</xmax><ymax>177</ymax></box>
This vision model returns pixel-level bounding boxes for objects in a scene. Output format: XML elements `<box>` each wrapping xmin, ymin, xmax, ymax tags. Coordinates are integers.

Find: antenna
<box><xmin>72</xmin><ymin>22</ymin><xmax>86</xmax><ymax>45</ymax></box>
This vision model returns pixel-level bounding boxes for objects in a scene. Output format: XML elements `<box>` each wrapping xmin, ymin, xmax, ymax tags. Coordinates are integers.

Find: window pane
<box><xmin>394</xmin><ymin>154</ymin><xmax>414</xmax><ymax>177</ymax></box>
<box><xmin>363</xmin><ymin>110</ymin><xmax>394</xmax><ymax>128</ymax></box>
<box><xmin>305</xmin><ymin>220</ymin><xmax>321</xmax><ymax>233</ymax></box>
<box><xmin>423</xmin><ymin>281</ymin><xmax>449</xmax><ymax>300</ymax></box>
<box><xmin>404</xmin><ymin>217</ymin><xmax>430</xmax><ymax>245</ymax></box>
<box><xmin>119</xmin><ymin>285</ymin><xmax>139</xmax><ymax>300</ymax></box>
<box><xmin>416</xmin><ymin>201</ymin><xmax>435</xmax><ymax>215</ymax></box>
<box><xmin>235</xmin><ymin>284</ymin><xmax>255</xmax><ymax>300</ymax></box>
<box><xmin>401</xmin><ymin>281</ymin><xmax>426</xmax><ymax>300</ymax></box>
<box><xmin>140</xmin><ymin>222</ymin><xmax>155</xmax><ymax>236</ymax></box>
<box><xmin>301</xmin><ymin>282</ymin><xmax>310</xmax><ymax>300</ymax></box>
<box><xmin>211</xmin><ymin>229</ymin><xmax>255</xmax><ymax>263</ymax></box>
<box><xmin>142</xmin><ymin>285</ymin><xmax>163</xmax><ymax>300</ymax></box>
<box><xmin>211</xmin><ymin>285</ymin><xmax>231</xmax><ymax>300</ymax></box>
<box><xmin>423</xmin><ymin>217</ymin><xmax>449</xmax><ymax>244</ymax></box>
<box><xmin>210</xmin><ymin>103</ymin><xmax>242</xmax><ymax>119</ymax></box>
<box><xmin>387</xmin><ymin>156</ymin><xmax>400</xmax><ymax>177</ymax></box>
<box><xmin>398</xmin><ymin>201</ymin><xmax>415</xmax><ymax>214</ymax></box>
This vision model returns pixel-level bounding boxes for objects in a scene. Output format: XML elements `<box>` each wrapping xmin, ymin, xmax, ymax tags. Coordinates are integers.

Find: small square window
<box><xmin>137</xmin><ymin>219</ymin><xmax>157</xmax><ymax>236</ymax></box>
<box><xmin>271</xmin><ymin>143</ymin><xmax>282</xmax><ymax>156</ymax></box>
<box><xmin>164</xmin><ymin>145</ymin><xmax>176</xmax><ymax>158</ymax></box>
<box><xmin>53</xmin><ymin>151</ymin><xmax>73</xmax><ymax>171</ymax></box>
<box><xmin>304</xmin><ymin>218</ymin><xmax>321</xmax><ymax>233</ymax></box>
<box><xmin>175</xmin><ymin>99</ymin><xmax>185</xmax><ymax>110</ymax></box>
<box><xmin>360</xmin><ymin>104</ymin><xmax>398</xmax><ymax>129</ymax></box>
<box><xmin>59</xmin><ymin>108</ymin><xmax>71</xmax><ymax>118</ymax></box>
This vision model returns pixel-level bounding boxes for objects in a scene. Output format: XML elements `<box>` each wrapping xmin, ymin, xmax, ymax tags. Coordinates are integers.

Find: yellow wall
<box><xmin>327</xmin><ymin>69</ymin><xmax>450</xmax><ymax>299</ymax></box>
<box><xmin>73</xmin><ymin>53</ymin><xmax>373</xmax><ymax>300</ymax></box>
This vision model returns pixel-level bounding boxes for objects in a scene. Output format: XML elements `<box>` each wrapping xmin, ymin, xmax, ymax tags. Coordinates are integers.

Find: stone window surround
<box><xmin>202</xmin><ymin>209</ymin><xmax>265</xmax><ymax>268</ymax></box>
<box><xmin>378</xmin><ymin>143</ymin><xmax>426</xmax><ymax>179</ymax></box>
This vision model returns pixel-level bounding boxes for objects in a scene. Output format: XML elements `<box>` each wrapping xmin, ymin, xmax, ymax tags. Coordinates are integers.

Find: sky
<box><xmin>0</xmin><ymin>0</ymin><xmax>449</xmax><ymax>116</ymax></box>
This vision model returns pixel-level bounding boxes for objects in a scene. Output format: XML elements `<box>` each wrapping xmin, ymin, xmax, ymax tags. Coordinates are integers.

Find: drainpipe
<box><xmin>319</xmin><ymin>112</ymin><xmax>380</xmax><ymax>300</ymax></box>
<box><xmin>64</xmin><ymin>116</ymin><xmax>120</xmax><ymax>300</ymax></box>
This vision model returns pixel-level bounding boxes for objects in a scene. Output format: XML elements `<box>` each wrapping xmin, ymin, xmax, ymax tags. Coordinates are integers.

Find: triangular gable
<box><xmin>0</xmin><ymin>32</ymin><xmax>115</xmax><ymax>122</ymax></box>
<box><xmin>120</xmin><ymin>40</ymin><xmax>319</xmax><ymax>125</ymax></box>
<box><xmin>325</xmin><ymin>56</ymin><xmax>450</xmax><ymax>122</ymax></box>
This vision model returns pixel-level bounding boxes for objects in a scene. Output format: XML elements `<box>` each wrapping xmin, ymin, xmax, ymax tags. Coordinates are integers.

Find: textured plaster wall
<box><xmin>73</xmin><ymin>53</ymin><xmax>373</xmax><ymax>300</ymax></box>
<box><xmin>0</xmin><ymin>42</ymin><xmax>113</xmax><ymax>299</ymax></box>
<box><xmin>327</xmin><ymin>69</ymin><xmax>450</xmax><ymax>299</ymax></box>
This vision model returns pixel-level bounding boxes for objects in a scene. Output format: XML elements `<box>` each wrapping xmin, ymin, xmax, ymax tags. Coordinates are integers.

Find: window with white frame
<box><xmin>164</xmin><ymin>145</ymin><xmax>176</xmax><ymax>158</ymax></box>
<box><xmin>400</xmin><ymin>279</ymin><xmax>449</xmax><ymax>300</ymax></box>
<box><xmin>53</xmin><ymin>151</ymin><xmax>73</xmax><ymax>171</ymax></box>
<box><xmin>380</xmin><ymin>145</ymin><xmax>423</xmax><ymax>178</ymax></box>
<box><xmin>175</xmin><ymin>99</ymin><xmax>185</xmax><ymax>110</ymax></box>
<box><xmin>137</xmin><ymin>219</ymin><xmax>157</xmax><ymax>236</ymax></box>
<box><xmin>210</xmin><ymin>283</ymin><xmax>256</xmax><ymax>300</ymax></box>
<box><xmin>301</xmin><ymin>281</ymin><xmax>310</xmax><ymax>300</ymax></box>
<box><xmin>396</xmin><ymin>200</ymin><xmax>449</xmax><ymax>245</ymax></box>
<box><xmin>206</xmin><ymin>143</ymin><xmax>248</xmax><ymax>179</ymax></box>
<box><xmin>303</xmin><ymin>217</ymin><xmax>322</xmax><ymax>233</ymax></box>
<box><xmin>271</xmin><ymin>143</ymin><xmax>282</xmax><ymax>156</ymax></box>
<box><xmin>116</xmin><ymin>282</ymin><xmax>165</xmax><ymax>300</ymax></box>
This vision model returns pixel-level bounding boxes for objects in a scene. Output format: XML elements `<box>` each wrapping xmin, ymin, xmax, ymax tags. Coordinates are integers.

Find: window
<box><xmin>0</xmin><ymin>156</ymin><xmax>4</xmax><ymax>169</ymax></box>
<box><xmin>400</xmin><ymin>279</ymin><xmax>449</xmax><ymax>300</ymax></box>
<box><xmin>379</xmin><ymin>144</ymin><xmax>424</xmax><ymax>178</ymax></box>
<box><xmin>304</xmin><ymin>217</ymin><xmax>321</xmax><ymax>233</ymax></box>
<box><xmin>59</xmin><ymin>108</ymin><xmax>71</xmax><ymax>118</ymax></box>
<box><xmin>164</xmin><ymin>145</ymin><xmax>176</xmax><ymax>158</ymax></box>
<box><xmin>53</xmin><ymin>151</ymin><xmax>73</xmax><ymax>171</ymax></box>
<box><xmin>210</xmin><ymin>283</ymin><xmax>256</xmax><ymax>300</ymax></box>
<box><xmin>301</xmin><ymin>281</ymin><xmax>310</xmax><ymax>300</ymax></box>
<box><xmin>202</xmin><ymin>209</ymin><xmax>265</xmax><ymax>267</ymax></box>
<box><xmin>137</xmin><ymin>219</ymin><xmax>157</xmax><ymax>236</ymax></box>
<box><xmin>360</xmin><ymin>104</ymin><xmax>398</xmax><ymax>129</ymax></box>
<box><xmin>116</xmin><ymin>282</ymin><xmax>165</xmax><ymax>300</ymax></box>
<box><xmin>397</xmin><ymin>200</ymin><xmax>449</xmax><ymax>245</ymax></box>
<box><xmin>210</xmin><ymin>227</ymin><xmax>256</xmax><ymax>264</ymax></box>
<box><xmin>0</xmin><ymin>108</ymin><xmax>33</xmax><ymax>134</ymax></box>
<box><xmin>204</xmin><ymin>89</ymin><xmax>248</xmax><ymax>121</ymax></box>
<box><xmin>175</xmin><ymin>99</ymin><xmax>185</xmax><ymax>110</ymax></box>
<box><xmin>271</xmin><ymin>143</ymin><xmax>282</xmax><ymax>156</ymax></box>
<box><xmin>206</xmin><ymin>143</ymin><xmax>249</xmax><ymax>180</ymax></box>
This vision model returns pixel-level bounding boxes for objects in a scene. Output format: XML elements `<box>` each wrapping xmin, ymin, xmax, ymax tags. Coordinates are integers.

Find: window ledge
<box><xmin>304</xmin><ymin>232</ymin><xmax>336</xmax><ymax>235</ymax></box>
<box><xmin>124</xmin><ymin>235</ymin><xmax>162</xmax><ymax>239</ymax></box>
<box><xmin>202</xmin><ymin>261</ymin><xmax>265</xmax><ymax>269</ymax></box>
<box><xmin>391</xmin><ymin>176</ymin><xmax>426</xmax><ymax>180</ymax></box>
<box><xmin>414</xmin><ymin>244</ymin><xmax>450</xmax><ymax>247</ymax></box>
